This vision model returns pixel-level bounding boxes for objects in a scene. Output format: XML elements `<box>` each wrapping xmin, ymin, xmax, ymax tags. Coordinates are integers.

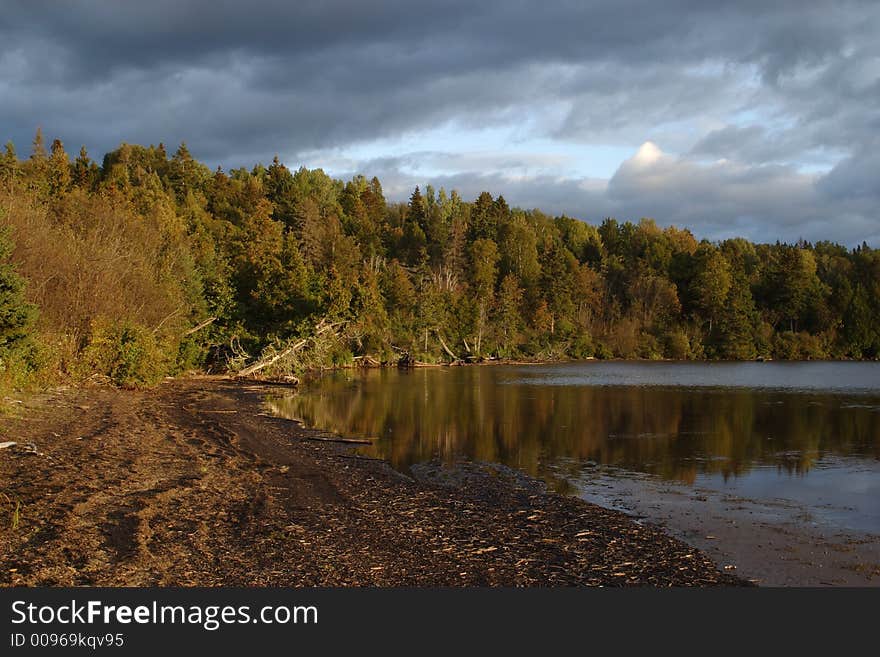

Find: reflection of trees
<box><xmin>268</xmin><ymin>367</ymin><xmax>880</xmax><ymax>484</ymax></box>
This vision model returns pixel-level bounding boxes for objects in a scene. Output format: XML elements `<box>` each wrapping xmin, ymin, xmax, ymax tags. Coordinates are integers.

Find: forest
<box><xmin>0</xmin><ymin>130</ymin><xmax>878</xmax><ymax>387</ymax></box>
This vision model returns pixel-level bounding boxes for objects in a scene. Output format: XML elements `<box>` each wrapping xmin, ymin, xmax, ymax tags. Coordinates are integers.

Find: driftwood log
<box><xmin>305</xmin><ymin>436</ymin><xmax>373</xmax><ymax>445</ymax></box>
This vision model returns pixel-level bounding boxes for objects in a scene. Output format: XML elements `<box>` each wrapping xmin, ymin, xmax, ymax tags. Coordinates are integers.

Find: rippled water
<box><xmin>268</xmin><ymin>361</ymin><xmax>880</xmax><ymax>534</ymax></box>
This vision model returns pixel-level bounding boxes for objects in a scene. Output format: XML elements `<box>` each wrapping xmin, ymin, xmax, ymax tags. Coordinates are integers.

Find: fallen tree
<box><xmin>234</xmin><ymin>319</ymin><xmax>343</xmax><ymax>378</ymax></box>
<box><xmin>435</xmin><ymin>329</ymin><xmax>461</xmax><ymax>363</ymax></box>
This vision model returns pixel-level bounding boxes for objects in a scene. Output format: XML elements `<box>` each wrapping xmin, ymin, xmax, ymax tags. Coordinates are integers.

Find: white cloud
<box><xmin>338</xmin><ymin>140</ymin><xmax>877</xmax><ymax>246</ymax></box>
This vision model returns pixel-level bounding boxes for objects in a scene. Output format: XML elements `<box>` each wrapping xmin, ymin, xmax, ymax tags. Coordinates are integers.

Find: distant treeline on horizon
<box><xmin>0</xmin><ymin>130</ymin><xmax>877</xmax><ymax>387</ymax></box>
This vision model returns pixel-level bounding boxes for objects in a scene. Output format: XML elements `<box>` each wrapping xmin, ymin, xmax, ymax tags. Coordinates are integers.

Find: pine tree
<box><xmin>73</xmin><ymin>146</ymin><xmax>94</xmax><ymax>188</ymax></box>
<box><xmin>265</xmin><ymin>156</ymin><xmax>297</xmax><ymax>228</ymax></box>
<box><xmin>716</xmin><ymin>276</ymin><xmax>758</xmax><ymax>359</ymax></box>
<box><xmin>0</xmin><ymin>142</ymin><xmax>17</xmax><ymax>187</ymax></box>
<box><xmin>48</xmin><ymin>139</ymin><xmax>72</xmax><ymax>195</ymax></box>
<box><xmin>25</xmin><ymin>128</ymin><xmax>50</xmax><ymax>189</ymax></box>
<box><xmin>469</xmin><ymin>191</ymin><xmax>496</xmax><ymax>241</ymax></box>
<box><xmin>843</xmin><ymin>284</ymin><xmax>877</xmax><ymax>357</ymax></box>
<box><xmin>31</xmin><ymin>127</ymin><xmax>47</xmax><ymax>161</ymax></box>
<box><xmin>406</xmin><ymin>186</ymin><xmax>426</xmax><ymax>229</ymax></box>
<box><xmin>496</xmin><ymin>273</ymin><xmax>524</xmax><ymax>356</ymax></box>
<box><xmin>400</xmin><ymin>186</ymin><xmax>427</xmax><ymax>264</ymax></box>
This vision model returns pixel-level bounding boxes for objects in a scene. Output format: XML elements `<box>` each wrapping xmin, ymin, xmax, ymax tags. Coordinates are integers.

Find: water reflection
<box><xmin>267</xmin><ymin>363</ymin><xmax>880</xmax><ymax>486</ymax></box>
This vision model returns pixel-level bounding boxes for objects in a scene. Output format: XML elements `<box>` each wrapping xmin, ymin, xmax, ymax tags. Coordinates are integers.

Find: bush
<box><xmin>637</xmin><ymin>332</ymin><xmax>663</xmax><ymax>359</ymax></box>
<box><xmin>3</xmin><ymin>190</ymin><xmax>196</xmax><ymax>364</ymax></box>
<box><xmin>662</xmin><ymin>329</ymin><xmax>691</xmax><ymax>360</ymax></box>
<box><xmin>0</xmin><ymin>225</ymin><xmax>38</xmax><ymax>388</ymax></box>
<box><xmin>608</xmin><ymin>318</ymin><xmax>639</xmax><ymax>358</ymax></box>
<box><xmin>174</xmin><ymin>336</ymin><xmax>206</xmax><ymax>374</ymax></box>
<box><xmin>0</xmin><ymin>226</ymin><xmax>36</xmax><ymax>345</ymax></box>
<box><xmin>772</xmin><ymin>331</ymin><xmax>827</xmax><ymax>360</ymax></box>
<box><xmin>568</xmin><ymin>333</ymin><xmax>594</xmax><ymax>359</ymax></box>
<box><xmin>80</xmin><ymin>320</ymin><xmax>171</xmax><ymax>387</ymax></box>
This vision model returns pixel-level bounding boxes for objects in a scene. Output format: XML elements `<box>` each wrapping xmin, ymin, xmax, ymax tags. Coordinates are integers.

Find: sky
<box><xmin>2</xmin><ymin>1</ymin><xmax>878</xmax><ymax>246</ymax></box>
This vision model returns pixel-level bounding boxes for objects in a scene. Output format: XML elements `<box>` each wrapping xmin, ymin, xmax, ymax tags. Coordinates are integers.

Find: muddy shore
<box><xmin>0</xmin><ymin>377</ymin><xmax>743</xmax><ymax>587</ymax></box>
<box><xmin>572</xmin><ymin>467</ymin><xmax>880</xmax><ymax>586</ymax></box>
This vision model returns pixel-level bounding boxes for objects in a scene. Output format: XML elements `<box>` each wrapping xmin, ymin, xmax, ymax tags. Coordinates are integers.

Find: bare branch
<box><xmin>183</xmin><ymin>316</ymin><xmax>217</xmax><ymax>337</ymax></box>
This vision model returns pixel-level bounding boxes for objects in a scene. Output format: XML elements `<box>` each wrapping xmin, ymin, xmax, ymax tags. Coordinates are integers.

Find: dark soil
<box><xmin>0</xmin><ymin>377</ymin><xmax>746</xmax><ymax>586</ymax></box>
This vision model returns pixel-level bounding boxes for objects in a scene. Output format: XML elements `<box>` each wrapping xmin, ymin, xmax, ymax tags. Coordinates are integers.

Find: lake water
<box><xmin>268</xmin><ymin>361</ymin><xmax>880</xmax><ymax>537</ymax></box>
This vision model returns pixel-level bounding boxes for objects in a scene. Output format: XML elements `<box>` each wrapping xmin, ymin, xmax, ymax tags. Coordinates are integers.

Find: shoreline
<box><xmin>295</xmin><ymin>354</ymin><xmax>879</xmax><ymax>374</ymax></box>
<box><xmin>0</xmin><ymin>377</ymin><xmax>744</xmax><ymax>587</ymax></box>
<box><xmin>571</xmin><ymin>466</ymin><xmax>880</xmax><ymax>586</ymax></box>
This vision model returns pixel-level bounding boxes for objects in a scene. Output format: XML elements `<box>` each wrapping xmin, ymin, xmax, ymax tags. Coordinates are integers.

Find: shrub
<box><xmin>772</xmin><ymin>331</ymin><xmax>827</xmax><ymax>360</ymax></box>
<box><xmin>80</xmin><ymin>319</ymin><xmax>171</xmax><ymax>387</ymax></box>
<box><xmin>0</xmin><ymin>225</ymin><xmax>38</xmax><ymax>388</ymax></box>
<box><xmin>663</xmin><ymin>329</ymin><xmax>691</xmax><ymax>360</ymax></box>
<box><xmin>638</xmin><ymin>332</ymin><xmax>663</xmax><ymax>360</ymax></box>
<box><xmin>568</xmin><ymin>333</ymin><xmax>594</xmax><ymax>359</ymax></box>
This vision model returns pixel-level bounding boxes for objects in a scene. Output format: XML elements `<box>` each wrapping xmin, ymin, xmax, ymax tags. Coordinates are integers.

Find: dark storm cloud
<box><xmin>1</xmin><ymin>1</ymin><xmax>878</xmax><ymax>243</ymax></box>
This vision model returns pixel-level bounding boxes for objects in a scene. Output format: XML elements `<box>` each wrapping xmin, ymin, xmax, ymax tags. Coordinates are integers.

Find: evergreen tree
<box><xmin>31</xmin><ymin>127</ymin><xmax>47</xmax><ymax>161</ymax></box>
<box><xmin>73</xmin><ymin>145</ymin><xmax>94</xmax><ymax>188</ymax></box>
<box><xmin>0</xmin><ymin>142</ymin><xmax>17</xmax><ymax>187</ymax></box>
<box><xmin>400</xmin><ymin>186</ymin><xmax>427</xmax><ymax>264</ymax></box>
<box><xmin>495</xmin><ymin>273</ymin><xmax>524</xmax><ymax>356</ymax></box>
<box><xmin>843</xmin><ymin>284</ymin><xmax>878</xmax><ymax>357</ymax></box>
<box><xmin>715</xmin><ymin>276</ymin><xmax>759</xmax><ymax>359</ymax></box>
<box><xmin>48</xmin><ymin>139</ymin><xmax>72</xmax><ymax>195</ymax></box>
<box><xmin>469</xmin><ymin>191</ymin><xmax>497</xmax><ymax>241</ymax></box>
<box><xmin>265</xmin><ymin>156</ymin><xmax>297</xmax><ymax>228</ymax></box>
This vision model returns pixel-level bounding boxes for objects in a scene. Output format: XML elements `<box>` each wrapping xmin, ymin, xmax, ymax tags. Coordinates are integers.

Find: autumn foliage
<box><xmin>0</xmin><ymin>131</ymin><xmax>878</xmax><ymax>387</ymax></box>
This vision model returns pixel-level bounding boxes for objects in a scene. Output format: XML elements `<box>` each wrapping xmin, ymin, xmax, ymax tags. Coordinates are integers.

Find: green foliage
<box><xmin>0</xmin><ymin>229</ymin><xmax>36</xmax><ymax>354</ymax></box>
<box><xmin>691</xmin><ymin>246</ymin><xmax>731</xmax><ymax>332</ymax></box>
<box><xmin>0</xmin><ymin>129</ymin><xmax>877</xmax><ymax>394</ymax></box>
<box><xmin>772</xmin><ymin>331</ymin><xmax>827</xmax><ymax>360</ymax></box>
<box><xmin>0</xmin><ymin>226</ymin><xmax>37</xmax><ymax>387</ymax></box>
<box><xmin>80</xmin><ymin>320</ymin><xmax>170</xmax><ymax>388</ymax></box>
<box><xmin>712</xmin><ymin>276</ymin><xmax>759</xmax><ymax>360</ymax></box>
<box><xmin>662</xmin><ymin>329</ymin><xmax>692</xmax><ymax>360</ymax></box>
<box><xmin>568</xmin><ymin>333</ymin><xmax>595</xmax><ymax>359</ymax></box>
<box><xmin>842</xmin><ymin>284</ymin><xmax>879</xmax><ymax>357</ymax></box>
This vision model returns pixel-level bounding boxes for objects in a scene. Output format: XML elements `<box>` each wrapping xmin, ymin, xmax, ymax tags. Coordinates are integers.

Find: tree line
<box><xmin>0</xmin><ymin>130</ymin><xmax>877</xmax><ymax>386</ymax></box>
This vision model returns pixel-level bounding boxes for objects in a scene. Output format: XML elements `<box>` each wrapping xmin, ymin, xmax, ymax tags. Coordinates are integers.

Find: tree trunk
<box><xmin>435</xmin><ymin>330</ymin><xmax>458</xmax><ymax>360</ymax></box>
<box><xmin>477</xmin><ymin>306</ymin><xmax>484</xmax><ymax>355</ymax></box>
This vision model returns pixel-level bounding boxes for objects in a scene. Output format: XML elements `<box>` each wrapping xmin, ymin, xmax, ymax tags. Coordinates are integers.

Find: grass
<box><xmin>1</xmin><ymin>492</ymin><xmax>22</xmax><ymax>531</ymax></box>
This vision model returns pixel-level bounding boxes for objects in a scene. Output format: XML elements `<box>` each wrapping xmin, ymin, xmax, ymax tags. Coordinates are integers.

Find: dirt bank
<box><xmin>0</xmin><ymin>377</ymin><xmax>743</xmax><ymax>586</ymax></box>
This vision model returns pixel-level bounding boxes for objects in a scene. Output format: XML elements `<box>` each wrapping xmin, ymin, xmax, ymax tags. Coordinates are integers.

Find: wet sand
<box><xmin>567</xmin><ymin>466</ymin><xmax>880</xmax><ymax>586</ymax></box>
